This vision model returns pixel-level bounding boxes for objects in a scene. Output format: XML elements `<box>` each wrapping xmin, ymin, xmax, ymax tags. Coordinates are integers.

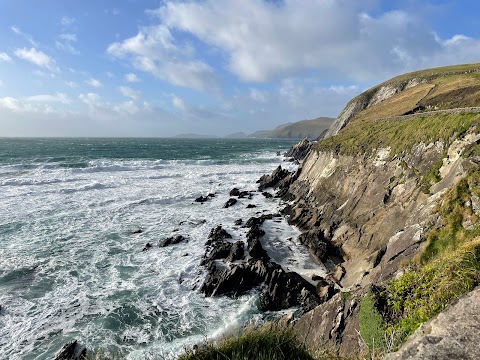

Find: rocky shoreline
<box><xmin>54</xmin><ymin>139</ymin><xmax>343</xmax><ymax>359</ymax></box>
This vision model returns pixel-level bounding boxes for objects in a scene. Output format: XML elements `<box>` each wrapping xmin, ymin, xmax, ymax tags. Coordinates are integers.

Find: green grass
<box><xmin>177</xmin><ymin>326</ymin><xmax>318</xmax><ymax>360</ymax></box>
<box><xmin>359</xmin><ymin>293</ymin><xmax>386</xmax><ymax>352</ymax></box>
<box><xmin>317</xmin><ymin>112</ymin><xmax>480</xmax><ymax>158</ymax></box>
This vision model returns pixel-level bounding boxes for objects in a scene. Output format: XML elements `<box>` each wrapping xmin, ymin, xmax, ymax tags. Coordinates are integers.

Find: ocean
<box><xmin>0</xmin><ymin>138</ymin><xmax>319</xmax><ymax>359</ymax></box>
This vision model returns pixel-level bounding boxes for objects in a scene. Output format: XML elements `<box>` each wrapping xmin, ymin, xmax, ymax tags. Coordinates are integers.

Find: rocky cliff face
<box><xmin>280</xmin><ymin>130</ymin><xmax>480</xmax><ymax>354</ymax></box>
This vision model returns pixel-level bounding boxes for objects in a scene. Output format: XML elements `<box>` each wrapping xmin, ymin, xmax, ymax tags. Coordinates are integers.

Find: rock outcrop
<box><xmin>285</xmin><ymin>138</ymin><xmax>312</xmax><ymax>161</ymax></box>
<box><xmin>53</xmin><ymin>340</ymin><xmax>86</xmax><ymax>360</ymax></box>
<box><xmin>386</xmin><ymin>287</ymin><xmax>480</xmax><ymax>360</ymax></box>
<box><xmin>200</xmin><ymin>219</ymin><xmax>322</xmax><ymax>314</ymax></box>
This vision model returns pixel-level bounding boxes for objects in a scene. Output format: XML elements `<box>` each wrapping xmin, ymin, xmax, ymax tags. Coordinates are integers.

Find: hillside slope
<box><xmin>249</xmin><ymin>117</ymin><xmax>334</xmax><ymax>139</ymax></box>
<box><xmin>273</xmin><ymin>63</ymin><xmax>480</xmax><ymax>358</ymax></box>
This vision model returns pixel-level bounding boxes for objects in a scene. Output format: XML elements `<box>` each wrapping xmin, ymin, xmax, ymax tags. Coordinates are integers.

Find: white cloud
<box><xmin>125</xmin><ymin>73</ymin><xmax>140</xmax><ymax>82</ymax></box>
<box><xmin>118</xmin><ymin>86</ymin><xmax>141</xmax><ymax>100</ymax></box>
<box><xmin>107</xmin><ymin>25</ymin><xmax>219</xmax><ymax>91</ymax></box>
<box><xmin>26</xmin><ymin>93</ymin><xmax>71</xmax><ymax>104</ymax></box>
<box><xmin>0</xmin><ymin>97</ymin><xmax>21</xmax><ymax>111</ymax></box>
<box><xmin>11</xmin><ymin>26</ymin><xmax>38</xmax><ymax>46</ymax></box>
<box><xmin>0</xmin><ymin>94</ymin><xmax>69</xmax><ymax>114</ymax></box>
<box><xmin>61</xmin><ymin>16</ymin><xmax>76</xmax><ymax>26</ymax></box>
<box><xmin>152</xmin><ymin>0</ymin><xmax>480</xmax><ymax>83</ymax></box>
<box><xmin>86</xmin><ymin>78</ymin><xmax>103</xmax><ymax>88</ymax></box>
<box><xmin>0</xmin><ymin>52</ymin><xmax>11</xmax><ymax>62</ymax></box>
<box><xmin>79</xmin><ymin>93</ymin><xmax>102</xmax><ymax>109</ymax></box>
<box><xmin>56</xmin><ymin>33</ymin><xmax>79</xmax><ymax>54</ymax></box>
<box><xmin>14</xmin><ymin>47</ymin><xmax>56</xmax><ymax>70</ymax></box>
<box><xmin>172</xmin><ymin>94</ymin><xmax>187</xmax><ymax>111</ymax></box>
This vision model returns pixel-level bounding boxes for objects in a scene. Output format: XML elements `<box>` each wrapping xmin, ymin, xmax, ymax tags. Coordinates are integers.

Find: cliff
<box><xmin>277</xmin><ymin>63</ymin><xmax>480</xmax><ymax>357</ymax></box>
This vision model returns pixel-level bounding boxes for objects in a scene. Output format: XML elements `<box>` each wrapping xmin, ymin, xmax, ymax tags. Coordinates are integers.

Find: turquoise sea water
<box><xmin>0</xmin><ymin>138</ymin><xmax>317</xmax><ymax>359</ymax></box>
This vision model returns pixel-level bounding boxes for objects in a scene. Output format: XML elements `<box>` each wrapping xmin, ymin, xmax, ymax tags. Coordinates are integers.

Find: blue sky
<box><xmin>1</xmin><ymin>0</ymin><xmax>480</xmax><ymax>137</ymax></box>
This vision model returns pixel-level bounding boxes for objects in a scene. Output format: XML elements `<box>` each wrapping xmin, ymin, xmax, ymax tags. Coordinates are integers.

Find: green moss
<box><xmin>317</xmin><ymin>113</ymin><xmax>480</xmax><ymax>158</ymax></box>
<box><xmin>359</xmin><ymin>293</ymin><xmax>386</xmax><ymax>352</ymax></box>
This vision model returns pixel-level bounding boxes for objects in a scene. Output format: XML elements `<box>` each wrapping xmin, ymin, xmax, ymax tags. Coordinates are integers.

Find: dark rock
<box><xmin>247</xmin><ymin>236</ymin><xmax>269</xmax><ymax>260</ymax></box>
<box><xmin>234</xmin><ymin>219</ymin><xmax>243</xmax><ymax>226</ymax></box>
<box><xmin>202</xmin><ymin>241</ymin><xmax>234</xmax><ymax>264</ymax></box>
<box><xmin>200</xmin><ymin>262</ymin><xmax>263</xmax><ymax>297</ymax></box>
<box><xmin>207</xmin><ymin>193</ymin><xmax>216</xmax><ymax>198</ymax></box>
<box><xmin>229</xmin><ymin>188</ymin><xmax>240</xmax><ymax>196</ymax></box>
<box><xmin>285</xmin><ymin>138</ymin><xmax>312</xmax><ymax>161</ymax></box>
<box><xmin>195</xmin><ymin>195</ymin><xmax>210</xmax><ymax>203</ymax></box>
<box><xmin>245</xmin><ymin>214</ymin><xmax>273</xmax><ymax>228</ymax></box>
<box><xmin>160</xmin><ymin>235</ymin><xmax>187</xmax><ymax>247</ymax></box>
<box><xmin>54</xmin><ymin>339</ymin><xmax>87</xmax><ymax>360</ymax></box>
<box><xmin>262</xmin><ymin>191</ymin><xmax>273</xmax><ymax>198</ymax></box>
<box><xmin>246</xmin><ymin>204</ymin><xmax>256</xmax><ymax>208</ymax></box>
<box><xmin>131</xmin><ymin>229</ymin><xmax>143</xmax><ymax>234</ymax></box>
<box><xmin>226</xmin><ymin>241</ymin><xmax>245</xmax><ymax>262</ymax></box>
<box><xmin>246</xmin><ymin>224</ymin><xmax>266</xmax><ymax>241</ymax></box>
<box><xmin>298</xmin><ymin>230</ymin><xmax>340</xmax><ymax>262</ymax></box>
<box><xmin>142</xmin><ymin>243</ymin><xmax>152</xmax><ymax>251</ymax></box>
<box><xmin>207</xmin><ymin>226</ymin><xmax>232</xmax><ymax>244</ymax></box>
<box><xmin>238</xmin><ymin>191</ymin><xmax>251</xmax><ymax>198</ymax></box>
<box><xmin>224</xmin><ymin>198</ymin><xmax>238</xmax><ymax>208</ymax></box>
<box><xmin>260</xmin><ymin>269</ymin><xmax>320</xmax><ymax>313</ymax></box>
<box><xmin>257</xmin><ymin>166</ymin><xmax>291</xmax><ymax>191</ymax></box>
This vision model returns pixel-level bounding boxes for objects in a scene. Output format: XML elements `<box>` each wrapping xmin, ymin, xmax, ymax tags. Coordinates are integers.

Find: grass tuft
<box><xmin>178</xmin><ymin>326</ymin><xmax>320</xmax><ymax>360</ymax></box>
<box><xmin>359</xmin><ymin>293</ymin><xmax>386</xmax><ymax>352</ymax></box>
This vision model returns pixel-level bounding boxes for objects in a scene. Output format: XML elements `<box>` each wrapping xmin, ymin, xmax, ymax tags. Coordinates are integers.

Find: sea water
<box><xmin>0</xmin><ymin>138</ymin><xmax>319</xmax><ymax>360</ymax></box>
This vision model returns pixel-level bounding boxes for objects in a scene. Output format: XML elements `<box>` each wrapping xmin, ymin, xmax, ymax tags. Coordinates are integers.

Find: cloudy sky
<box><xmin>1</xmin><ymin>0</ymin><xmax>480</xmax><ymax>137</ymax></box>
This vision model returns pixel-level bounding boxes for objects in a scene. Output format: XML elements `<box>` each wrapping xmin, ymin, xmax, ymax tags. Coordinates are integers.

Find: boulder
<box><xmin>262</xmin><ymin>191</ymin><xmax>273</xmax><ymax>198</ymax></box>
<box><xmin>245</xmin><ymin>214</ymin><xmax>273</xmax><ymax>228</ymax></box>
<box><xmin>229</xmin><ymin>188</ymin><xmax>240</xmax><ymax>196</ymax></box>
<box><xmin>224</xmin><ymin>198</ymin><xmax>238</xmax><ymax>208</ymax></box>
<box><xmin>142</xmin><ymin>243</ymin><xmax>152</xmax><ymax>251</ymax></box>
<box><xmin>234</xmin><ymin>219</ymin><xmax>243</xmax><ymax>226</ymax></box>
<box><xmin>160</xmin><ymin>235</ymin><xmax>187</xmax><ymax>247</ymax></box>
<box><xmin>257</xmin><ymin>166</ymin><xmax>291</xmax><ymax>190</ymax></box>
<box><xmin>246</xmin><ymin>204</ymin><xmax>256</xmax><ymax>208</ymax></box>
<box><xmin>195</xmin><ymin>195</ymin><xmax>210</xmax><ymax>203</ymax></box>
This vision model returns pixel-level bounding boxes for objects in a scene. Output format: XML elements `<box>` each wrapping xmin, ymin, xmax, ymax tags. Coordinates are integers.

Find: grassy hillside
<box><xmin>319</xmin><ymin>63</ymin><xmax>480</xmax><ymax>155</ymax></box>
<box><xmin>250</xmin><ymin>117</ymin><xmax>334</xmax><ymax>139</ymax></box>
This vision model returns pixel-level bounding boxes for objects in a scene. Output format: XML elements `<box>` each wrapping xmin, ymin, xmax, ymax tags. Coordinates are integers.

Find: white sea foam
<box><xmin>0</xmin><ymin>148</ymin><xmax>318</xmax><ymax>359</ymax></box>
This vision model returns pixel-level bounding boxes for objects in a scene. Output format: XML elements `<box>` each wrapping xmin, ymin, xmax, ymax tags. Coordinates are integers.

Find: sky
<box><xmin>1</xmin><ymin>0</ymin><xmax>480</xmax><ymax>137</ymax></box>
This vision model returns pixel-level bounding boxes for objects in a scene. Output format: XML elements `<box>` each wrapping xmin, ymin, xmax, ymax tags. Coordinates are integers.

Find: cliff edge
<box><xmin>277</xmin><ymin>63</ymin><xmax>480</xmax><ymax>358</ymax></box>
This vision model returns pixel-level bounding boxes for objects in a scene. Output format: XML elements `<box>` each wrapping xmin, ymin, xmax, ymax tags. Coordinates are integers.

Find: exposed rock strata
<box><xmin>269</xmin><ymin>128</ymin><xmax>480</xmax><ymax>355</ymax></box>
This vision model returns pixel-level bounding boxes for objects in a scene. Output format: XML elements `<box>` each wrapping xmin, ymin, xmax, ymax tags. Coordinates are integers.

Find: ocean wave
<box><xmin>1</xmin><ymin>177</ymin><xmax>82</xmax><ymax>187</ymax></box>
<box><xmin>59</xmin><ymin>182</ymin><xmax>112</xmax><ymax>194</ymax></box>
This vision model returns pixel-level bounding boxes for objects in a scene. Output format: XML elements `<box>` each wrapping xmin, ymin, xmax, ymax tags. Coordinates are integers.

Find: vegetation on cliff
<box><xmin>371</xmin><ymin>167</ymin><xmax>480</xmax><ymax>347</ymax></box>
<box><xmin>178</xmin><ymin>326</ymin><xmax>317</xmax><ymax>360</ymax></box>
